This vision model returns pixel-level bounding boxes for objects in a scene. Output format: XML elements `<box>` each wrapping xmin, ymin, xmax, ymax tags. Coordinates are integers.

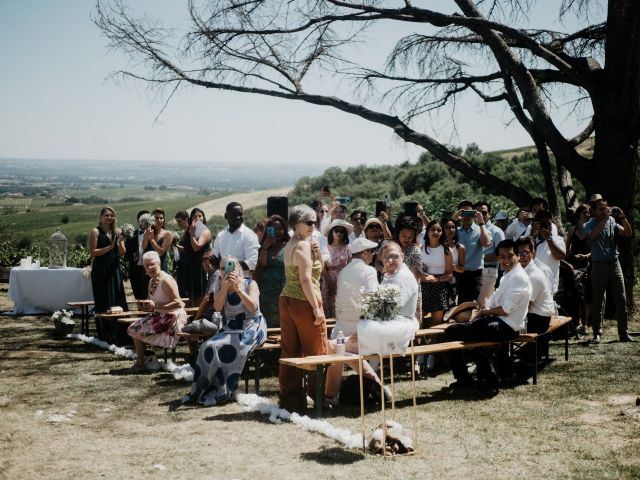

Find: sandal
<box><xmin>124</xmin><ymin>363</ymin><xmax>146</xmax><ymax>375</ymax></box>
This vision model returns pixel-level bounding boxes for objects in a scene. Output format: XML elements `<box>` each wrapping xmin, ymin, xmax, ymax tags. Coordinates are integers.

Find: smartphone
<box><xmin>375</xmin><ymin>200</ymin><xmax>385</xmax><ymax>217</ymax></box>
<box><xmin>266</xmin><ymin>226</ymin><xmax>276</xmax><ymax>238</ymax></box>
<box><xmin>404</xmin><ymin>201</ymin><xmax>418</xmax><ymax>217</ymax></box>
<box><xmin>461</xmin><ymin>210</ymin><xmax>476</xmax><ymax>218</ymax></box>
<box><xmin>224</xmin><ymin>259</ymin><xmax>236</xmax><ymax>275</ymax></box>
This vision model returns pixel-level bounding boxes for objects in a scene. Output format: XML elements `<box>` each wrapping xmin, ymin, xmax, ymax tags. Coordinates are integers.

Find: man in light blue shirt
<box><xmin>452</xmin><ymin>200</ymin><xmax>491</xmax><ymax>303</ymax></box>
<box><xmin>583</xmin><ymin>198</ymin><xmax>634</xmax><ymax>343</ymax></box>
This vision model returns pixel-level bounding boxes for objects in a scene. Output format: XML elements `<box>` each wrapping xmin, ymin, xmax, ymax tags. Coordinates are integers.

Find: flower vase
<box><xmin>54</xmin><ymin>319</ymin><xmax>75</xmax><ymax>337</ymax></box>
<box><xmin>357</xmin><ymin>317</ymin><xmax>418</xmax><ymax>356</ymax></box>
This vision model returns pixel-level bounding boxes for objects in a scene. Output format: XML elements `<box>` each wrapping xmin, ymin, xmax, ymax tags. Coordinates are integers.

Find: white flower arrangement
<box><xmin>119</xmin><ymin>223</ymin><xmax>135</xmax><ymax>239</ymax></box>
<box><xmin>138</xmin><ymin>213</ymin><xmax>155</xmax><ymax>230</ymax></box>
<box><xmin>51</xmin><ymin>309</ymin><xmax>74</xmax><ymax>325</ymax></box>
<box><xmin>360</xmin><ymin>284</ymin><xmax>401</xmax><ymax>321</ymax></box>
<box><xmin>81</xmin><ymin>265</ymin><xmax>92</xmax><ymax>279</ymax></box>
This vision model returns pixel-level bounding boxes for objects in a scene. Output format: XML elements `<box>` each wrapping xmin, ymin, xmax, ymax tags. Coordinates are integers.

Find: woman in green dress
<box><xmin>254</xmin><ymin>215</ymin><xmax>289</xmax><ymax>327</ymax></box>
<box><xmin>142</xmin><ymin>208</ymin><xmax>171</xmax><ymax>272</ymax></box>
<box><xmin>89</xmin><ymin>206</ymin><xmax>128</xmax><ymax>340</ymax></box>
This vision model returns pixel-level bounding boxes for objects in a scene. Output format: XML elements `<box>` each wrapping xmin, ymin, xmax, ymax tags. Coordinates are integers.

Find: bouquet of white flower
<box><xmin>119</xmin><ymin>223</ymin><xmax>135</xmax><ymax>239</ymax></box>
<box><xmin>52</xmin><ymin>309</ymin><xmax>74</xmax><ymax>324</ymax></box>
<box><xmin>360</xmin><ymin>285</ymin><xmax>401</xmax><ymax>321</ymax></box>
<box><xmin>138</xmin><ymin>213</ymin><xmax>155</xmax><ymax>230</ymax></box>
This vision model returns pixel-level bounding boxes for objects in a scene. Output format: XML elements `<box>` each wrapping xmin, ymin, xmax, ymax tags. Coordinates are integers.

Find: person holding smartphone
<box><xmin>254</xmin><ymin>215</ymin><xmax>290</xmax><ymax>327</ymax></box>
<box><xmin>182</xmin><ymin>256</ymin><xmax>267</xmax><ymax>405</ymax></box>
<box><xmin>279</xmin><ymin>204</ymin><xmax>327</xmax><ymax>414</ymax></box>
<box><xmin>451</xmin><ymin>200</ymin><xmax>491</xmax><ymax>303</ymax></box>
<box><xmin>583</xmin><ymin>198</ymin><xmax>634</xmax><ymax>343</ymax></box>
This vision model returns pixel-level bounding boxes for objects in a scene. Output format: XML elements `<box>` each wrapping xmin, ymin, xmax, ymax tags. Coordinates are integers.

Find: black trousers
<box><xmin>129</xmin><ymin>264</ymin><xmax>149</xmax><ymax>300</ymax></box>
<box><xmin>457</xmin><ymin>269</ymin><xmax>483</xmax><ymax>303</ymax></box>
<box><xmin>445</xmin><ymin>315</ymin><xmax>518</xmax><ymax>381</ymax></box>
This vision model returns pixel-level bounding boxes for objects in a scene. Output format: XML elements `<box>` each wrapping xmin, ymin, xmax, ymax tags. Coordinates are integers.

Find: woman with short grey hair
<box><xmin>279</xmin><ymin>204</ymin><xmax>327</xmax><ymax>413</ymax></box>
<box><xmin>288</xmin><ymin>204</ymin><xmax>316</xmax><ymax>227</ymax></box>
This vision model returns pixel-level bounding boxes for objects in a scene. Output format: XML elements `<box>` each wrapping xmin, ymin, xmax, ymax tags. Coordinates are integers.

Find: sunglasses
<box><xmin>367</xmin><ymin>224</ymin><xmax>382</xmax><ymax>230</ymax></box>
<box><xmin>333</xmin><ymin>229</ymin><xmax>346</xmax><ymax>235</ymax></box>
<box><xmin>517</xmin><ymin>251</ymin><xmax>532</xmax><ymax>257</ymax></box>
<box><xmin>383</xmin><ymin>254</ymin><xmax>400</xmax><ymax>261</ymax></box>
<box><xmin>303</xmin><ymin>221</ymin><xmax>315</xmax><ymax>226</ymax></box>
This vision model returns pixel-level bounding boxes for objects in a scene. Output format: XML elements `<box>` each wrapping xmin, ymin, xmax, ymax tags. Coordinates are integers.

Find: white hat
<box><xmin>495</xmin><ymin>211</ymin><xmax>508</xmax><ymax>221</ymax></box>
<box><xmin>322</xmin><ymin>219</ymin><xmax>354</xmax><ymax>237</ymax></box>
<box><xmin>350</xmin><ymin>237</ymin><xmax>379</xmax><ymax>254</ymax></box>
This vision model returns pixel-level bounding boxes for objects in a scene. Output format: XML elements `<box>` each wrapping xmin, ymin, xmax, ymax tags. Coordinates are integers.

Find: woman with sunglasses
<box><xmin>178</xmin><ymin>207</ymin><xmax>211</xmax><ymax>303</ymax></box>
<box><xmin>363</xmin><ymin>217</ymin><xmax>385</xmax><ymax>279</ymax></box>
<box><xmin>321</xmin><ymin>219</ymin><xmax>354</xmax><ymax>318</ymax></box>
<box><xmin>278</xmin><ymin>204</ymin><xmax>327</xmax><ymax>413</ymax></box>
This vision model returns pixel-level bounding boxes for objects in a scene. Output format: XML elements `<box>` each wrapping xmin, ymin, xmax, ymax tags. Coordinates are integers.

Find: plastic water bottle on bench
<box><xmin>336</xmin><ymin>331</ymin><xmax>346</xmax><ymax>355</ymax></box>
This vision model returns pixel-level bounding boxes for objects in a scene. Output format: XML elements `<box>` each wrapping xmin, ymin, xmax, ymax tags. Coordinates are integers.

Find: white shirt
<box><xmin>523</xmin><ymin>261</ymin><xmax>556</xmax><ymax>317</ymax></box>
<box><xmin>381</xmin><ymin>263</ymin><xmax>419</xmax><ymax>325</ymax></box>
<box><xmin>534</xmin><ymin>235</ymin><xmax>566</xmax><ymax>294</ymax></box>
<box><xmin>534</xmin><ymin>258</ymin><xmax>553</xmax><ymax>287</ymax></box>
<box><xmin>137</xmin><ymin>230</ymin><xmax>145</xmax><ymax>266</ymax></box>
<box><xmin>310</xmin><ymin>226</ymin><xmax>330</xmax><ymax>262</ymax></box>
<box><xmin>505</xmin><ymin>219</ymin><xmax>530</xmax><ymax>241</ymax></box>
<box><xmin>421</xmin><ymin>245</ymin><xmax>446</xmax><ymax>275</ymax></box>
<box><xmin>333</xmin><ymin>258</ymin><xmax>378</xmax><ymax>337</ymax></box>
<box><xmin>212</xmin><ymin>224</ymin><xmax>260</xmax><ymax>270</ymax></box>
<box><xmin>485</xmin><ymin>263</ymin><xmax>532</xmax><ymax>332</ymax></box>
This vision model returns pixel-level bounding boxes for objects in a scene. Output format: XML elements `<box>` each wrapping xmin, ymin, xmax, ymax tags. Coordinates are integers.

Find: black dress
<box><xmin>176</xmin><ymin>231</ymin><xmax>206</xmax><ymax>301</ymax></box>
<box><xmin>91</xmin><ymin>226</ymin><xmax>129</xmax><ymax>343</ymax></box>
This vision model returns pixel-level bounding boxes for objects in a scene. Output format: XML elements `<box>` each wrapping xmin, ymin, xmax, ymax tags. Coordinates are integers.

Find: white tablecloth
<box><xmin>8</xmin><ymin>267</ymin><xmax>94</xmax><ymax>314</ymax></box>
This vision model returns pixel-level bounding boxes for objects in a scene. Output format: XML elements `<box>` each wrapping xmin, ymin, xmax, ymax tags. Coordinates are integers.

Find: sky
<box><xmin>0</xmin><ymin>1</ymin><xmax>599</xmax><ymax>167</ymax></box>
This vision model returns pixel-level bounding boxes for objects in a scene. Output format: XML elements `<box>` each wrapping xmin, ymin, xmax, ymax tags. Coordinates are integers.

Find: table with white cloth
<box><xmin>8</xmin><ymin>267</ymin><xmax>94</xmax><ymax>315</ymax></box>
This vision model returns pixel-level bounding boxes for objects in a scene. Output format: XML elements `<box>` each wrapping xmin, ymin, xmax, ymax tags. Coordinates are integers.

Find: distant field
<box><xmin>2</xmin><ymin>187</ymin><xmax>223</xmax><ymax>244</ymax></box>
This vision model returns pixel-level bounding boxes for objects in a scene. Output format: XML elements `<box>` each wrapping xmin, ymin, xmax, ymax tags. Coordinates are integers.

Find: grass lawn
<box><xmin>0</xmin><ymin>286</ymin><xmax>638</xmax><ymax>479</ymax></box>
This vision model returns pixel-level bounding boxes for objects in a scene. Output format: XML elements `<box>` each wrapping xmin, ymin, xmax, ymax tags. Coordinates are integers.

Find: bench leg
<box><xmin>254</xmin><ymin>350</ymin><xmax>261</xmax><ymax>396</ymax></box>
<box><xmin>171</xmin><ymin>348</ymin><xmax>176</xmax><ymax>363</ymax></box>
<box><xmin>315</xmin><ymin>365</ymin><xmax>324</xmax><ymax>418</ymax></box>
<box><xmin>533</xmin><ymin>340</ymin><xmax>538</xmax><ymax>385</ymax></box>
<box><xmin>565</xmin><ymin>324</ymin><xmax>569</xmax><ymax>361</ymax></box>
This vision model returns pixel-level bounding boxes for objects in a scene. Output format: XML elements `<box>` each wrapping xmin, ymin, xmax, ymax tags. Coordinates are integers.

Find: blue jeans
<box><xmin>590</xmin><ymin>260</ymin><xmax>628</xmax><ymax>336</ymax></box>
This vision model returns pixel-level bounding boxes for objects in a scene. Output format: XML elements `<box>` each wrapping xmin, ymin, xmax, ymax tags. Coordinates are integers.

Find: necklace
<box><xmin>149</xmin><ymin>276</ymin><xmax>161</xmax><ymax>296</ymax></box>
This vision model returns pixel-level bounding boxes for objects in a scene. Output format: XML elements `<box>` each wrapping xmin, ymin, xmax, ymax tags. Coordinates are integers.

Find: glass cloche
<box><xmin>48</xmin><ymin>229</ymin><xmax>68</xmax><ymax>269</ymax></box>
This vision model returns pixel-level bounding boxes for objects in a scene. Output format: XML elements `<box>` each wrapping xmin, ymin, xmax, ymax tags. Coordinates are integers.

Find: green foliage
<box><xmin>289</xmin><ymin>144</ymin><xmax>567</xmax><ymax>221</ymax></box>
<box><xmin>0</xmin><ymin>239</ymin><xmax>91</xmax><ymax>267</ymax></box>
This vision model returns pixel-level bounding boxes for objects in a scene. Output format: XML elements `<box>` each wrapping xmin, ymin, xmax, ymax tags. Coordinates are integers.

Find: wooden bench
<box><xmin>67</xmin><ymin>301</ymin><xmax>95</xmax><ymax>335</ymax></box>
<box><xmin>280</xmin><ymin>316</ymin><xmax>572</xmax><ymax>416</ymax></box>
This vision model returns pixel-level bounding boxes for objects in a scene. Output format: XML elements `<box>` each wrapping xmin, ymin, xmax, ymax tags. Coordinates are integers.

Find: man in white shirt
<box><xmin>324</xmin><ymin>238</ymin><xmax>386</xmax><ymax>403</ymax></box>
<box><xmin>445</xmin><ymin>239</ymin><xmax>532</xmax><ymax>390</ymax></box>
<box><xmin>516</xmin><ymin>237</ymin><xmax>556</xmax><ymax>332</ymax></box>
<box><xmin>505</xmin><ymin>207</ymin><xmax>533</xmax><ymax>241</ymax></box>
<box><xmin>332</xmin><ymin>238</ymin><xmax>379</xmax><ymax>337</ymax></box>
<box><xmin>212</xmin><ymin>202</ymin><xmax>260</xmax><ymax>273</ymax></box>
<box><xmin>380</xmin><ymin>242</ymin><xmax>420</xmax><ymax>326</ymax></box>
<box><xmin>529</xmin><ymin>211</ymin><xmax>566</xmax><ymax>294</ymax></box>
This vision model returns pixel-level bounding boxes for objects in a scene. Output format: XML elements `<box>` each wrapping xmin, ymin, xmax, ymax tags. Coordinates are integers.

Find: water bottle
<box><xmin>336</xmin><ymin>331</ymin><xmax>346</xmax><ymax>355</ymax></box>
<box><xmin>519</xmin><ymin>318</ymin><xmax>528</xmax><ymax>335</ymax></box>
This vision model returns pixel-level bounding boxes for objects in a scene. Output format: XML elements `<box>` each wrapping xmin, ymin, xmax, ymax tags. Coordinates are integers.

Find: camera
<box><xmin>611</xmin><ymin>207</ymin><xmax>622</xmax><ymax>217</ymax></box>
<box><xmin>266</xmin><ymin>226</ymin><xmax>276</xmax><ymax>238</ymax></box>
<box><xmin>461</xmin><ymin>210</ymin><xmax>476</xmax><ymax>218</ymax></box>
<box><xmin>224</xmin><ymin>259</ymin><xmax>236</xmax><ymax>275</ymax></box>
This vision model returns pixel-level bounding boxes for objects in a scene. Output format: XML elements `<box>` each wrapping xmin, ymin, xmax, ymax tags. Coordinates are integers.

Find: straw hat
<box><xmin>322</xmin><ymin>219</ymin><xmax>354</xmax><ymax>237</ymax></box>
<box><xmin>364</xmin><ymin>218</ymin><xmax>383</xmax><ymax>230</ymax></box>
<box><xmin>443</xmin><ymin>301</ymin><xmax>479</xmax><ymax>323</ymax></box>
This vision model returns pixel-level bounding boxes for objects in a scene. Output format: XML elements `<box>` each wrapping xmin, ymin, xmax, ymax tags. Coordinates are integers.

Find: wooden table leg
<box><xmin>315</xmin><ymin>365</ymin><xmax>324</xmax><ymax>418</ymax></box>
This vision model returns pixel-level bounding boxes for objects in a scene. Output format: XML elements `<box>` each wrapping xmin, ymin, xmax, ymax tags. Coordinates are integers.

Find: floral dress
<box><xmin>321</xmin><ymin>245</ymin><xmax>352</xmax><ymax>318</ymax></box>
<box><xmin>185</xmin><ymin>279</ymin><xmax>267</xmax><ymax>406</ymax></box>
<box><xmin>127</xmin><ymin>272</ymin><xmax>188</xmax><ymax>348</ymax></box>
<box><xmin>403</xmin><ymin>243</ymin><xmax>423</xmax><ymax>322</ymax></box>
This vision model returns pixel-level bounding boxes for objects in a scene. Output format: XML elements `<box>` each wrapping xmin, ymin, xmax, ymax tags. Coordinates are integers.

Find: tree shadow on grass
<box><xmin>201</xmin><ymin>411</ymin><xmax>267</xmax><ymax>423</ymax></box>
<box><xmin>300</xmin><ymin>446</ymin><xmax>366</xmax><ymax>465</ymax></box>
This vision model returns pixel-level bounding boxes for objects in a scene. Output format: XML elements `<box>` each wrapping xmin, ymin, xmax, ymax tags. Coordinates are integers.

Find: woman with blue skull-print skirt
<box><xmin>182</xmin><ymin>256</ymin><xmax>266</xmax><ymax>406</ymax></box>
